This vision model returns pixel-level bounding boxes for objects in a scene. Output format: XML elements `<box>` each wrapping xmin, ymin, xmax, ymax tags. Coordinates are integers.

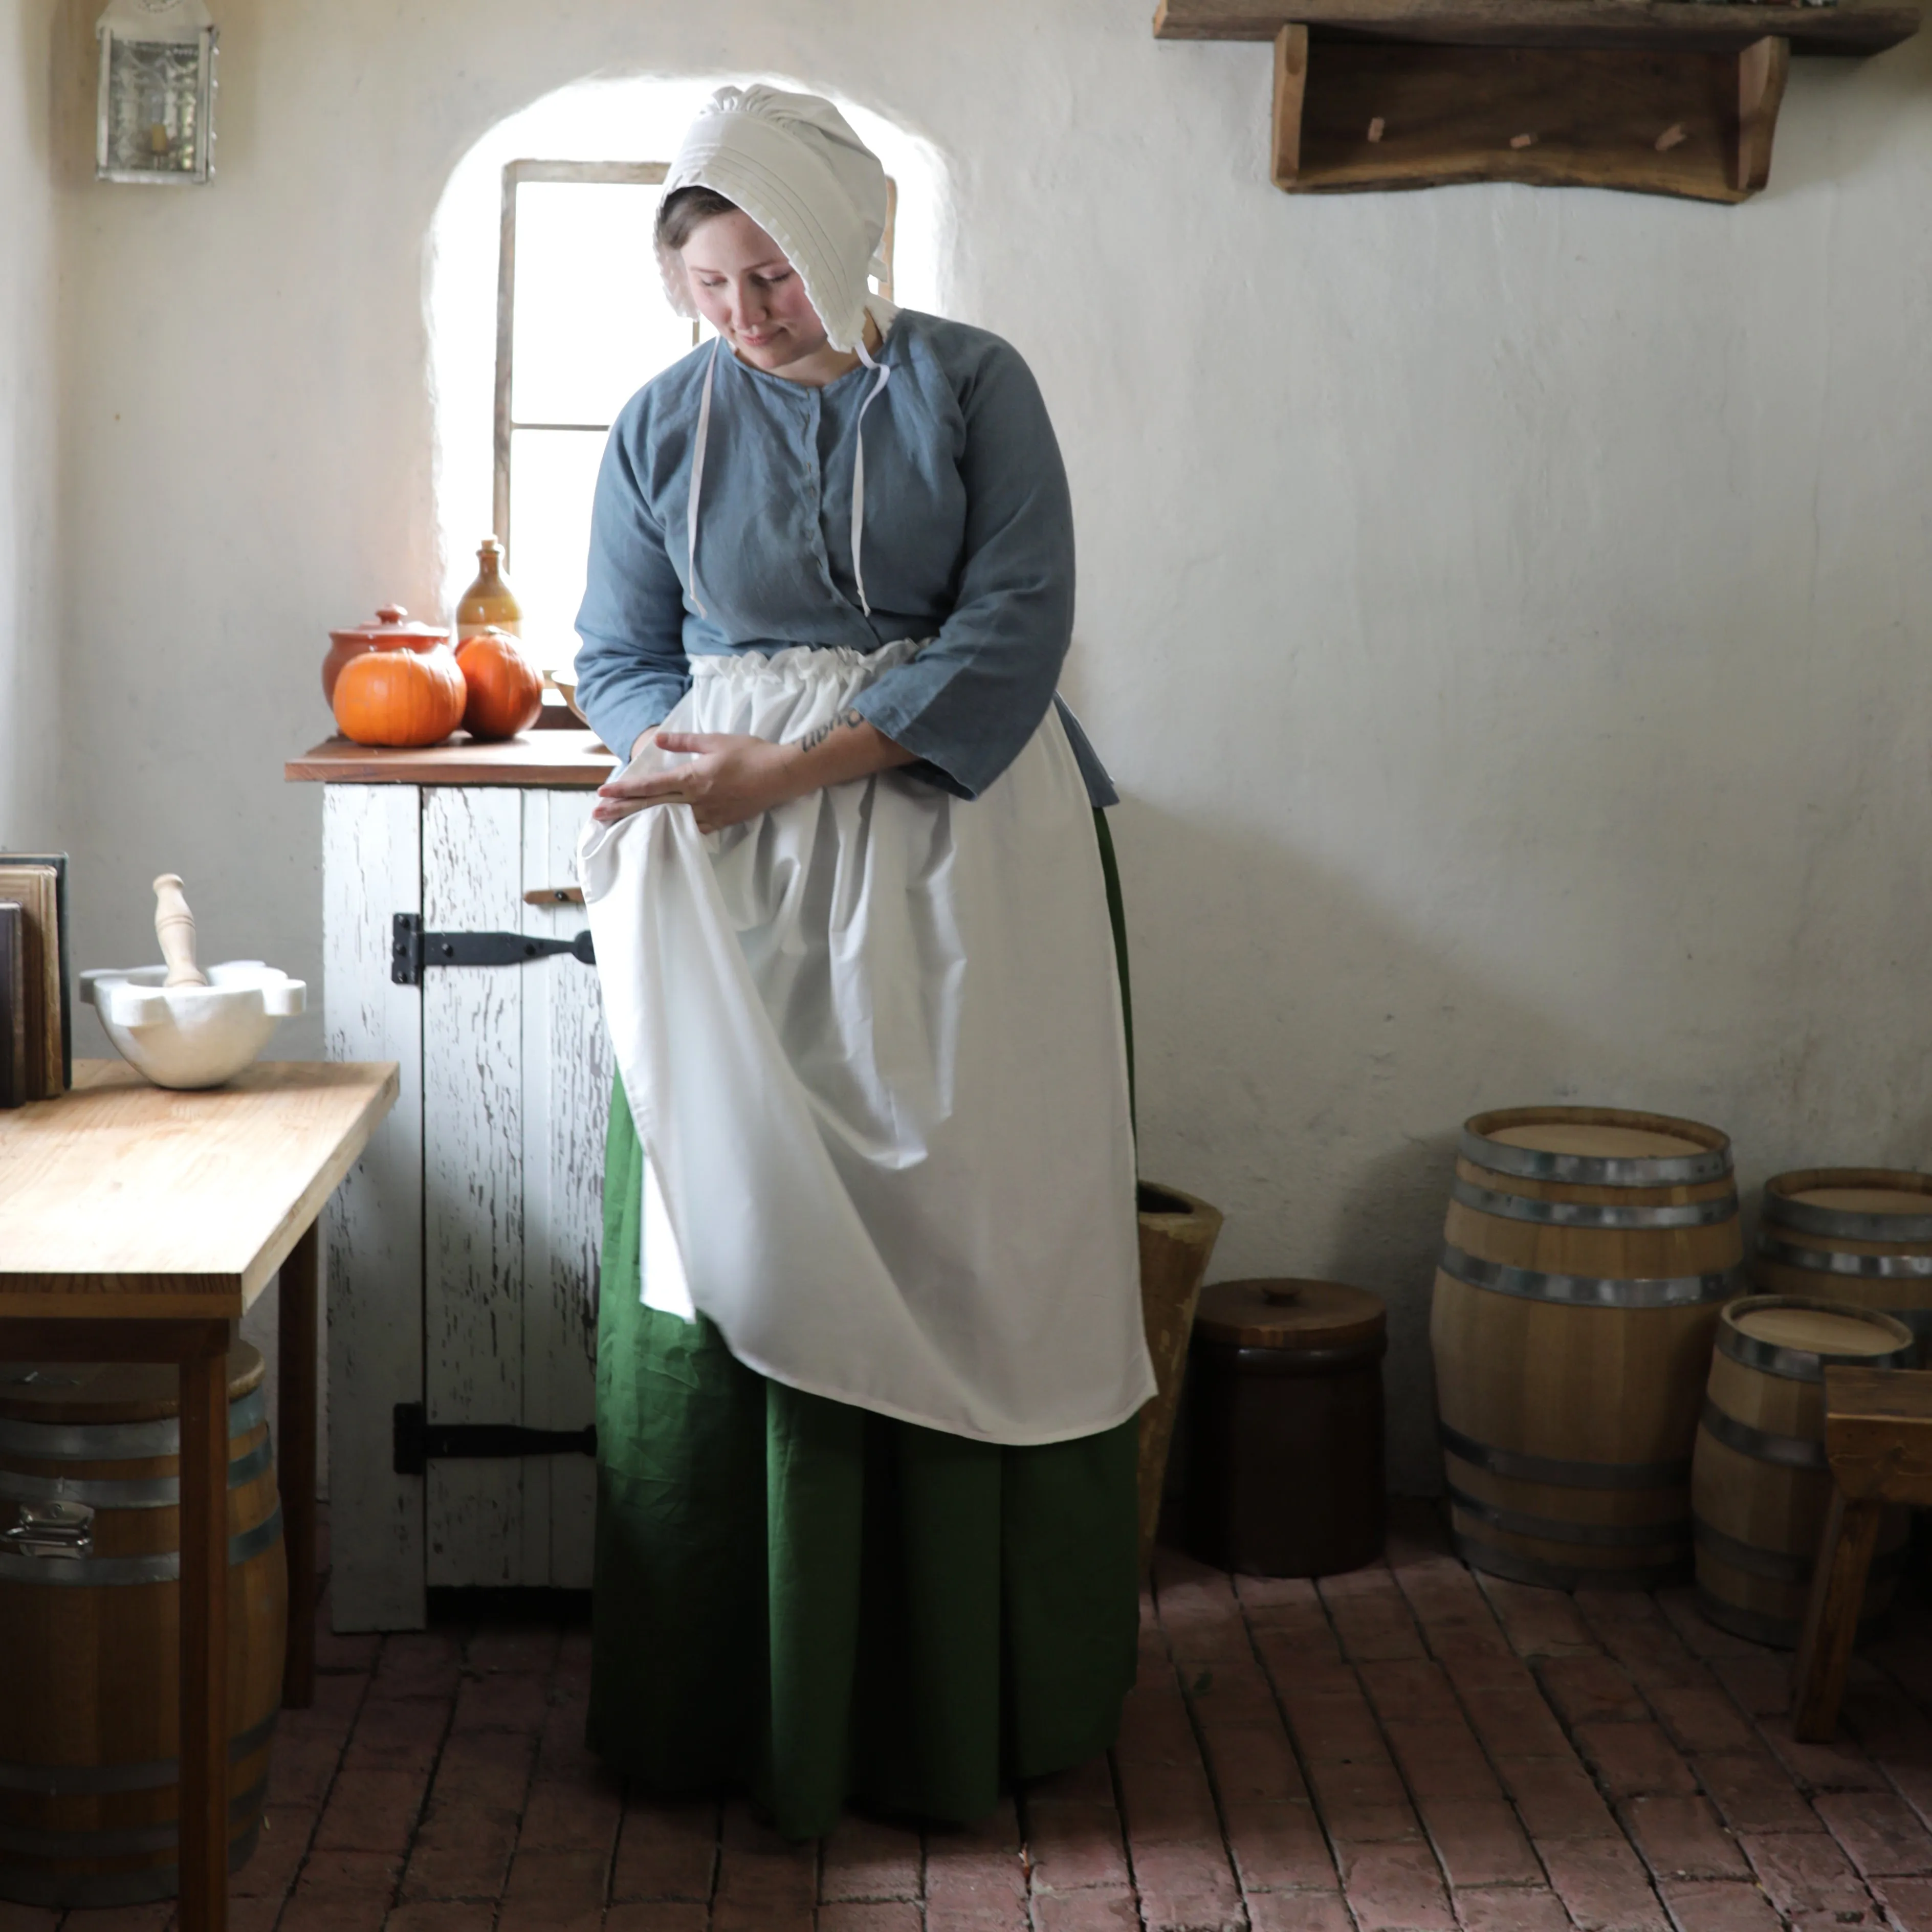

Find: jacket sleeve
<box><xmin>848</xmin><ymin>340</ymin><xmax>1075</xmax><ymax>800</ymax></box>
<box><xmin>572</xmin><ymin>410</ymin><xmax>691</xmax><ymax>761</ymax></box>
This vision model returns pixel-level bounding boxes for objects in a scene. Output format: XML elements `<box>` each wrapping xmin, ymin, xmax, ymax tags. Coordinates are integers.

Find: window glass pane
<box><xmin>511</xmin><ymin>181</ymin><xmax>696</xmax><ymax>427</ymax></box>
<box><xmin>507</xmin><ymin>427</ymin><xmax>609</xmax><ymax>673</ymax></box>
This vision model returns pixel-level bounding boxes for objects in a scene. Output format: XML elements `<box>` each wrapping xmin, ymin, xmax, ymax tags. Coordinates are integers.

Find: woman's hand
<box><xmin>594</xmin><ymin>711</ymin><xmax>919</xmax><ymax>833</ymax></box>
<box><xmin>593</xmin><ymin>733</ymin><xmax>803</xmax><ymax>833</ymax></box>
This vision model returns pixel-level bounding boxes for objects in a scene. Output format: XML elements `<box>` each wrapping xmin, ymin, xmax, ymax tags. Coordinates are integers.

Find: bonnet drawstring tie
<box><xmin>685</xmin><ymin>338</ymin><xmax>721</xmax><ymax>620</ymax></box>
<box><xmin>850</xmin><ymin>333</ymin><xmax>892</xmax><ymax>618</ymax></box>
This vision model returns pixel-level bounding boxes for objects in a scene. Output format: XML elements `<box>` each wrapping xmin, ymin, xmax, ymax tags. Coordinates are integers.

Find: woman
<box><xmin>573</xmin><ymin>85</ymin><xmax>1153</xmax><ymax>1839</ymax></box>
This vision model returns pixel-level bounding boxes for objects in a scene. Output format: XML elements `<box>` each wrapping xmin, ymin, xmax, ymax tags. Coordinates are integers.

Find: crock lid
<box><xmin>329</xmin><ymin>604</ymin><xmax>450</xmax><ymax>649</ymax></box>
<box><xmin>1195</xmin><ymin>1279</ymin><xmax>1387</xmax><ymax>1350</ymax></box>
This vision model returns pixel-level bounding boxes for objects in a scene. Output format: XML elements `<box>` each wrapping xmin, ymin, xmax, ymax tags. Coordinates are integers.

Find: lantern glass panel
<box><xmin>103</xmin><ymin>36</ymin><xmax>205</xmax><ymax>175</ymax></box>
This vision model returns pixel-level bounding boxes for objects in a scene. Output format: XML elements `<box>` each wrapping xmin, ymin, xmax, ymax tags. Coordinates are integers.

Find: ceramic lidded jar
<box><xmin>322</xmin><ymin>605</ymin><xmax>452</xmax><ymax>703</ymax></box>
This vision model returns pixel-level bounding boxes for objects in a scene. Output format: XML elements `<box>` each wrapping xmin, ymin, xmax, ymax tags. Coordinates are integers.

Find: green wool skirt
<box><xmin>587</xmin><ymin>1077</ymin><xmax>1143</xmax><ymax>1840</ymax></box>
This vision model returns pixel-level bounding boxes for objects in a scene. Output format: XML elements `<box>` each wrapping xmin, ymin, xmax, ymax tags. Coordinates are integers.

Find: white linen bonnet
<box><xmin>656</xmin><ymin>86</ymin><xmax>889</xmax><ymax>354</ymax></box>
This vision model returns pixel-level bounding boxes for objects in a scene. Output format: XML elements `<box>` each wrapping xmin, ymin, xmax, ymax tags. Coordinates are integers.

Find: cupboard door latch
<box><xmin>390</xmin><ymin>912</ymin><xmax>596</xmax><ymax>986</ymax></box>
<box><xmin>392</xmin><ymin>1403</ymin><xmax>597</xmax><ymax>1476</ymax></box>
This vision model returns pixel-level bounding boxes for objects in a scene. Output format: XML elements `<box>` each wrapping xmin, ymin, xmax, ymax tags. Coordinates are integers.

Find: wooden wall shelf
<box><xmin>1157</xmin><ymin>0</ymin><xmax>1920</xmax><ymax>200</ymax></box>
<box><xmin>1154</xmin><ymin>0</ymin><xmax>1919</xmax><ymax>55</ymax></box>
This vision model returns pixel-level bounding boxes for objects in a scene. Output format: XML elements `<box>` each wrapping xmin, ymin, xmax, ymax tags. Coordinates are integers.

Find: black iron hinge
<box><xmin>392</xmin><ymin>1402</ymin><xmax>597</xmax><ymax>1476</ymax></box>
<box><xmin>390</xmin><ymin>912</ymin><xmax>595</xmax><ymax>986</ymax></box>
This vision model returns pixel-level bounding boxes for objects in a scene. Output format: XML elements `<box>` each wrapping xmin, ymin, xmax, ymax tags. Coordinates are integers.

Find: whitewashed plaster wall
<box><xmin>40</xmin><ymin>0</ymin><xmax>1932</xmax><ymax>1490</ymax></box>
<box><xmin>1</xmin><ymin>4</ymin><xmax>59</xmax><ymax>846</ymax></box>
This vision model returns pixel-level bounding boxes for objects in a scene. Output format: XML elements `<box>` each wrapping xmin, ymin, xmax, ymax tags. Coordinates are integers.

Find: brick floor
<box><xmin>51</xmin><ymin>1502</ymin><xmax>1932</xmax><ymax>1929</ymax></box>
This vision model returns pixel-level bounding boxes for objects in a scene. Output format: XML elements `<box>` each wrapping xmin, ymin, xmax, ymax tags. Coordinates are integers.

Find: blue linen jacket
<box><xmin>573</xmin><ymin>308</ymin><xmax>1114</xmax><ymax>805</ymax></box>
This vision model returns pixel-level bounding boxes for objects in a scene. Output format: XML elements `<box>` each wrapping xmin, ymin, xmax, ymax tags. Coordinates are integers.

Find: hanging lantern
<box><xmin>95</xmin><ymin>0</ymin><xmax>218</xmax><ymax>186</ymax></box>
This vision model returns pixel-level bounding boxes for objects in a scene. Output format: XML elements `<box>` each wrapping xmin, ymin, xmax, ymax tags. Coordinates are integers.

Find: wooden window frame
<box><xmin>493</xmin><ymin>159</ymin><xmax>674</xmax><ymax>560</ymax></box>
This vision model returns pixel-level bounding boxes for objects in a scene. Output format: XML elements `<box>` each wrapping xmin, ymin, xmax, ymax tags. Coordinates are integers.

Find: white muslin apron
<box><xmin>578</xmin><ymin>642</ymin><xmax>1156</xmax><ymax>1447</ymax></box>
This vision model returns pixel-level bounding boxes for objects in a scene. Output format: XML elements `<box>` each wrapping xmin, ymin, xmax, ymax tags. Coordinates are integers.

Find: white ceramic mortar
<box><xmin>81</xmin><ymin>962</ymin><xmax>307</xmax><ymax>1090</ymax></box>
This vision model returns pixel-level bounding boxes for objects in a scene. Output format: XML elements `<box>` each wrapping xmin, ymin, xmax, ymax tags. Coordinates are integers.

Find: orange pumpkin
<box><xmin>332</xmin><ymin>642</ymin><xmax>467</xmax><ymax>748</ymax></box>
<box><xmin>456</xmin><ymin>629</ymin><xmax>543</xmax><ymax>740</ymax></box>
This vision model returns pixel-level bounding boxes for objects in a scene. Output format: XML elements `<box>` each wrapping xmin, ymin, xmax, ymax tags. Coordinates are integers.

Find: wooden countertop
<box><xmin>286</xmin><ymin>732</ymin><xmax>618</xmax><ymax>787</ymax></box>
<box><xmin>0</xmin><ymin>1060</ymin><xmax>399</xmax><ymax>1319</ymax></box>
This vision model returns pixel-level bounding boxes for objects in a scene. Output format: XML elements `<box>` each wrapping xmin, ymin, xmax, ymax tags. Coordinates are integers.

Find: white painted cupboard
<box><xmin>299</xmin><ymin>736</ymin><xmax>616</xmax><ymax>1631</ymax></box>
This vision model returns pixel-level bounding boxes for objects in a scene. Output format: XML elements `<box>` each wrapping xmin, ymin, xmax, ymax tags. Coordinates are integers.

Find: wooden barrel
<box><xmin>1754</xmin><ymin>1170</ymin><xmax>1932</xmax><ymax>1363</ymax></box>
<box><xmin>0</xmin><ymin>1345</ymin><xmax>286</xmax><ymax>1907</ymax></box>
<box><xmin>1692</xmin><ymin>1296</ymin><xmax>1914</xmax><ymax>1647</ymax></box>
<box><xmin>1431</xmin><ymin>1105</ymin><xmax>1743</xmax><ymax>1589</ymax></box>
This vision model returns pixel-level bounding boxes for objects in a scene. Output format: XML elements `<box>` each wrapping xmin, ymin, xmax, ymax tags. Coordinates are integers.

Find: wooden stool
<box><xmin>1791</xmin><ymin>1364</ymin><xmax>1932</xmax><ymax>1740</ymax></box>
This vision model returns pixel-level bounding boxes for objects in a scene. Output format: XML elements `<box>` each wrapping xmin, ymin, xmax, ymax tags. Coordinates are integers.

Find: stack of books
<box><xmin>0</xmin><ymin>855</ymin><xmax>71</xmax><ymax>1107</ymax></box>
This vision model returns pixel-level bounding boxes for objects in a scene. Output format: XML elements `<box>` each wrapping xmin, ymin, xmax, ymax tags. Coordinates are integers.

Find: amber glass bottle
<box><xmin>456</xmin><ymin>537</ymin><xmax>521</xmax><ymax>636</ymax></box>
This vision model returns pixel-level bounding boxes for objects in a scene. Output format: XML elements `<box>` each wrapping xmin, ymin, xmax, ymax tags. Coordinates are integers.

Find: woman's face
<box><xmin>679</xmin><ymin>209</ymin><xmax>830</xmax><ymax>378</ymax></box>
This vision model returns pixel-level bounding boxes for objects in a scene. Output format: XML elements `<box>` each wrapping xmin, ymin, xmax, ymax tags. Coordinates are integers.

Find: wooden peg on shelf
<box><xmin>1272</xmin><ymin>24</ymin><xmax>1309</xmax><ymax>187</ymax></box>
<box><xmin>1734</xmin><ymin>36</ymin><xmax>1790</xmax><ymax>196</ymax></box>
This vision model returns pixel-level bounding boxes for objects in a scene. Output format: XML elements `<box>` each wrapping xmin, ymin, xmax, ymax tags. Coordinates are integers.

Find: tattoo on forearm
<box><xmin>797</xmin><ymin>707</ymin><xmax>867</xmax><ymax>753</ymax></box>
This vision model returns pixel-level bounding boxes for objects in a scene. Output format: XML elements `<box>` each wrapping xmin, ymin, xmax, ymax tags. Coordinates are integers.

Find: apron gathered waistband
<box><xmin>690</xmin><ymin>638</ymin><xmax>927</xmax><ymax>689</ymax></box>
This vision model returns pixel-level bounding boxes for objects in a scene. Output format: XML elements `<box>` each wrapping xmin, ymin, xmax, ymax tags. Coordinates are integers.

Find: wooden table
<box><xmin>0</xmin><ymin>1059</ymin><xmax>398</xmax><ymax>1930</ymax></box>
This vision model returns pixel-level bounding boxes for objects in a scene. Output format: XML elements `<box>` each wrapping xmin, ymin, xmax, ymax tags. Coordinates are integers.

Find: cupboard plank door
<box><xmin>520</xmin><ymin>791</ymin><xmax>607</xmax><ymax>1589</ymax></box>
<box><xmin>423</xmin><ymin>785</ymin><xmax>530</xmax><ymax>1586</ymax></box>
<box><xmin>323</xmin><ymin>783</ymin><xmax>427</xmax><ymax>1632</ymax></box>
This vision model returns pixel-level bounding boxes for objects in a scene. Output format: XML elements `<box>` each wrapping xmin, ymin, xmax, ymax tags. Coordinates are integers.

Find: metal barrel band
<box><xmin>0</xmin><ymin>1434</ymin><xmax>275</xmax><ymax>1512</ymax></box>
<box><xmin>1699</xmin><ymin>1399</ymin><xmax>1827</xmax><ymax>1470</ymax></box>
<box><xmin>1446</xmin><ymin>1483</ymin><xmax>1690</xmax><ymax>1550</ymax></box>
<box><xmin>0</xmin><ymin>1385</ymin><xmax>268</xmax><ymax>1463</ymax></box>
<box><xmin>1438</xmin><ymin>1420</ymin><xmax>1690</xmax><ymax>1491</ymax></box>
<box><xmin>1693</xmin><ymin>1518</ymin><xmax>1908</xmax><ymax>1588</ymax></box>
<box><xmin>1693</xmin><ymin>1588</ymin><xmax>1802</xmax><ymax>1650</ymax></box>
<box><xmin>1451</xmin><ymin>1530</ymin><xmax>1686</xmax><ymax>1594</ymax></box>
<box><xmin>0</xmin><ymin>1815</ymin><xmax>261</xmax><ymax>1911</ymax></box>
<box><xmin>0</xmin><ymin>1710</ymin><xmax>278</xmax><ymax>1795</ymax></box>
<box><xmin>1768</xmin><ymin>1196</ymin><xmax>1932</xmax><ymax>1245</ymax></box>
<box><xmin>1459</xmin><ymin>1128</ymin><xmax>1730</xmax><ymax>1189</ymax></box>
<box><xmin>1747</xmin><ymin>1288</ymin><xmax>1932</xmax><ymax>1347</ymax></box>
<box><xmin>1756</xmin><ymin>1232</ymin><xmax>1932</xmax><ymax>1282</ymax></box>
<box><xmin>1439</xmin><ymin>1244</ymin><xmax>1737</xmax><ymax>1310</ymax></box>
<box><xmin>1692</xmin><ymin>1577</ymin><xmax>1895</xmax><ymax>1649</ymax></box>
<box><xmin>1450</xmin><ymin>1177</ymin><xmax>1738</xmax><ymax>1231</ymax></box>
<box><xmin>227</xmin><ymin>1434</ymin><xmax>274</xmax><ymax>1489</ymax></box>
<box><xmin>1716</xmin><ymin>1312</ymin><xmax>1917</xmax><ymax>1383</ymax></box>
<box><xmin>0</xmin><ymin>1500</ymin><xmax>283</xmax><ymax>1586</ymax></box>
<box><xmin>0</xmin><ymin>1772</ymin><xmax>267</xmax><ymax>1861</ymax></box>
<box><xmin>1693</xmin><ymin>1517</ymin><xmax>1814</xmax><ymax>1584</ymax></box>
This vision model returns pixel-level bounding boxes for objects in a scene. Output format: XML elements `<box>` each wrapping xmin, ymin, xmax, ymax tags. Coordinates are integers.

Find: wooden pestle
<box><xmin>153</xmin><ymin>874</ymin><xmax>209</xmax><ymax>987</ymax></box>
